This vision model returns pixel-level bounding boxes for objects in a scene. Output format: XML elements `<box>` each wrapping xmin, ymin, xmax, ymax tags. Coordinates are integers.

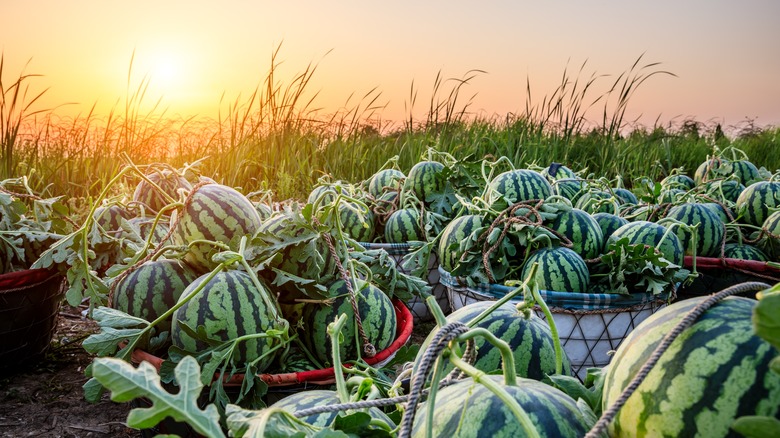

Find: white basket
<box><xmin>439</xmin><ymin>267</ymin><xmax>672</xmax><ymax>381</ymax></box>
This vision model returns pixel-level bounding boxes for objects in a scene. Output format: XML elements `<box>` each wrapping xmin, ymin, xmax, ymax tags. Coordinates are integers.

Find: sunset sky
<box><xmin>2</xmin><ymin>0</ymin><xmax>779</xmax><ymax>130</ymax></box>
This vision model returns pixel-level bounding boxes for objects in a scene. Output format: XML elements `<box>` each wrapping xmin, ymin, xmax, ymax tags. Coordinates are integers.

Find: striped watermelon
<box><xmin>437</xmin><ymin>214</ymin><xmax>483</xmax><ymax>272</ymax></box>
<box><xmin>127</xmin><ymin>217</ymin><xmax>169</xmax><ymax>244</ymax></box>
<box><xmin>613</xmin><ymin>187</ymin><xmax>638</xmax><ymax>205</ymax></box>
<box><xmin>132</xmin><ymin>170</ymin><xmax>191</xmax><ymax>214</ymax></box>
<box><xmin>657</xmin><ymin>188</ymin><xmax>687</xmax><ymax>204</ymax></box>
<box><xmin>661</xmin><ymin>174</ymin><xmax>695</xmax><ymax>191</ymax></box>
<box><xmin>307</xmin><ymin>184</ymin><xmax>347</xmax><ymax>207</ymax></box>
<box><xmin>703</xmin><ymin>179</ymin><xmax>745</xmax><ymax>204</ymax></box>
<box><xmin>170</xmin><ymin>269</ymin><xmax>282</xmax><ymax>370</ymax></box>
<box><xmin>368</xmin><ymin>168</ymin><xmax>405</xmax><ymax>198</ymax></box>
<box><xmin>701</xmin><ymin>202</ymin><xmax>734</xmax><ymax>224</ymax></box>
<box><xmin>412</xmin><ymin>375</ymin><xmax>592</xmax><ymax>437</ymax></box>
<box><xmin>384</xmin><ymin>208</ymin><xmax>425</xmax><ymax>243</ymax></box>
<box><xmin>729</xmin><ymin>159</ymin><xmax>762</xmax><ymax>186</ymax></box>
<box><xmin>592</xmin><ymin>212</ymin><xmax>628</xmax><ymax>248</ymax></box>
<box><xmin>723</xmin><ymin>242</ymin><xmax>769</xmax><ymax>261</ymax></box>
<box><xmin>93</xmin><ymin>204</ymin><xmax>131</xmax><ymax>237</ymax></box>
<box><xmin>621</xmin><ymin>204</ymin><xmax>663</xmax><ymax>222</ymax></box>
<box><xmin>540</xmin><ymin>163</ymin><xmax>577</xmax><ymax>180</ymax></box>
<box><xmin>761</xmin><ymin>209</ymin><xmax>780</xmax><ymax>260</ymax></box>
<box><xmin>112</xmin><ymin>259</ymin><xmax>198</xmax><ymax>339</ymax></box>
<box><xmin>404</xmin><ymin>160</ymin><xmax>445</xmax><ymax>205</ymax></box>
<box><xmin>520</xmin><ymin>246</ymin><xmax>589</xmax><ymax>293</ymax></box>
<box><xmin>607</xmin><ymin>221</ymin><xmax>684</xmax><ymax>266</ymax></box>
<box><xmin>663</xmin><ymin>203</ymin><xmax>726</xmax><ymax>257</ymax></box>
<box><xmin>173</xmin><ymin>183</ymin><xmax>262</xmax><ymax>273</ymax></box>
<box><xmin>414</xmin><ymin>301</ymin><xmax>572</xmax><ymax>379</ymax></box>
<box><xmin>339</xmin><ymin>202</ymin><xmax>375</xmax><ymax>242</ymax></box>
<box><xmin>486</xmin><ymin>169</ymin><xmax>552</xmax><ymax>209</ymax></box>
<box><xmin>271</xmin><ymin>390</ymin><xmax>394</xmax><ymax>428</ymax></box>
<box><xmin>553</xmin><ymin>178</ymin><xmax>588</xmax><ymax>200</ymax></box>
<box><xmin>602</xmin><ymin>296</ymin><xmax>780</xmax><ymax>437</ymax></box>
<box><xmin>545</xmin><ymin>208</ymin><xmax>604</xmax><ymax>260</ymax></box>
<box><xmin>737</xmin><ymin>181</ymin><xmax>780</xmax><ymax>227</ymax></box>
<box><xmin>253</xmin><ymin>202</ymin><xmax>274</xmax><ymax>221</ymax></box>
<box><xmin>574</xmin><ymin>190</ymin><xmax>620</xmax><ymax>214</ymax></box>
<box><xmin>301</xmin><ymin>279</ymin><xmax>397</xmax><ymax>365</ymax></box>
<box><xmin>694</xmin><ymin>157</ymin><xmax>727</xmax><ymax>185</ymax></box>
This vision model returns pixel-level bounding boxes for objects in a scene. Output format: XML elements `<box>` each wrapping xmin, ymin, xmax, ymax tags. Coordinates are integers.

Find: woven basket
<box><xmin>0</xmin><ymin>268</ymin><xmax>65</xmax><ymax>373</ymax></box>
<box><xmin>439</xmin><ymin>267</ymin><xmax>673</xmax><ymax>381</ymax></box>
<box><xmin>678</xmin><ymin>256</ymin><xmax>780</xmax><ymax>299</ymax></box>
<box><xmin>359</xmin><ymin>242</ymin><xmax>450</xmax><ymax>322</ymax></box>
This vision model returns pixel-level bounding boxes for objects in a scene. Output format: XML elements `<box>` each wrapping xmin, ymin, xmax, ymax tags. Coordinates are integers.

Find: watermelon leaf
<box><xmin>91</xmin><ymin>356</ymin><xmax>225</xmax><ymax>437</ymax></box>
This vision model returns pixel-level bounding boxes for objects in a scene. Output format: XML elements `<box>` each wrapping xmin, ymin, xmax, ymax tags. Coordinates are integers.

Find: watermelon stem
<box><xmin>456</xmin><ymin>328</ymin><xmax>517</xmax><ymax>386</ymax></box>
<box><xmin>447</xmin><ymin>354</ymin><xmax>541</xmax><ymax>438</ymax></box>
<box><xmin>327</xmin><ymin>313</ymin><xmax>352</xmax><ymax>404</ymax></box>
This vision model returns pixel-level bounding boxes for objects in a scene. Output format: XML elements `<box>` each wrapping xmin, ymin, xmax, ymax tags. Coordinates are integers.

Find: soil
<box><xmin>0</xmin><ymin>304</ymin><xmax>137</xmax><ymax>438</ymax></box>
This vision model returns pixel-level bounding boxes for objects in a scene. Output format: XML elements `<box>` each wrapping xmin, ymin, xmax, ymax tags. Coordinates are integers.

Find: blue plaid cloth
<box><xmin>359</xmin><ymin>242</ymin><xmax>412</xmax><ymax>256</ymax></box>
<box><xmin>438</xmin><ymin>267</ymin><xmax>672</xmax><ymax>311</ymax></box>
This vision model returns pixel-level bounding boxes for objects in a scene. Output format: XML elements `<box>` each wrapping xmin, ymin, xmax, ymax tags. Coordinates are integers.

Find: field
<box><xmin>2</xmin><ymin>54</ymin><xmax>780</xmax><ymax>437</ymax></box>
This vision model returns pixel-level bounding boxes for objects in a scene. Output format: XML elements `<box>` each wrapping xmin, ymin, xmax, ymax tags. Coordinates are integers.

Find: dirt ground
<box><xmin>0</xmin><ymin>305</ymin><xmax>137</xmax><ymax>438</ymax></box>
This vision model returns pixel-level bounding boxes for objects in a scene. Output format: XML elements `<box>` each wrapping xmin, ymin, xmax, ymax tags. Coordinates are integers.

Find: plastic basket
<box><xmin>439</xmin><ymin>267</ymin><xmax>672</xmax><ymax>381</ymax></box>
<box><xmin>359</xmin><ymin>242</ymin><xmax>450</xmax><ymax>322</ymax></box>
<box><xmin>0</xmin><ymin>268</ymin><xmax>65</xmax><ymax>373</ymax></box>
<box><xmin>132</xmin><ymin>298</ymin><xmax>413</xmax><ymax>386</ymax></box>
<box><xmin>678</xmin><ymin>256</ymin><xmax>780</xmax><ymax>299</ymax></box>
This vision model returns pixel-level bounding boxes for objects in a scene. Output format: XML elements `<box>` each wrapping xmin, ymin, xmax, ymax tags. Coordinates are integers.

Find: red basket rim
<box><xmin>131</xmin><ymin>297</ymin><xmax>414</xmax><ymax>387</ymax></box>
<box><xmin>0</xmin><ymin>268</ymin><xmax>61</xmax><ymax>292</ymax></box>
<box><xmin>684</xmin><ymin>256</ymin><xmax>780</xmax><ymax>273</ymax></box>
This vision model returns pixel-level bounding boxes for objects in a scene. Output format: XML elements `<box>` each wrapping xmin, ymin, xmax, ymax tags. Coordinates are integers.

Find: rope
<box><xmin>398</xmin><ymin>321</ymin><xmax>470</xmax><ymax>438</ymax></box>
<box><xmin>585</xmin><ymin>281</ymin><xmax>770</xmax><ymax>438</ymax></box>
<box><xmin>320</xmin><ymin>226</ymin><xmax>375</xmax><ymax>357</ymax></box>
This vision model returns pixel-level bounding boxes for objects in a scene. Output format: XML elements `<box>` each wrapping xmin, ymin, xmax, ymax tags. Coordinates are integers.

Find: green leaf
<box><xmin>754</xmin><ymin>286</ymin><xmax>780</xmax><ymax>352</ymax></box>
<box><xmin>91</xmin><ymin>356</ymin><xmax>225</xmax><ymax>437</ymax></box>
<box><xmin>225</xmin><ymin>404</ymin><xmax>318</xmax><ymax>438</ymax></box>
<box><xmin>731</xmin><ymin>416</ymin><xmax>780</xmax><ymax>438</ymax></box>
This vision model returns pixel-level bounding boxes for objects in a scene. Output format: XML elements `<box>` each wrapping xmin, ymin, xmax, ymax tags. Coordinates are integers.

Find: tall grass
<box><xmin>2</xmin><ymin>49</ymin><xmax>778</xmax><ymax>203</ymax></box>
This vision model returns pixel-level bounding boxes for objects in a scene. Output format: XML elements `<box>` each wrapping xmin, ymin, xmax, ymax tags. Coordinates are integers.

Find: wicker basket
<box><xmin>0</xmin><ymin>268</ymin><xmax>65</xmax><ymax>373</ymax></box>
<box><xmin>439</xmin><ymin>267</ymin><xmax>673</xmax><ymax>381</ymax></box>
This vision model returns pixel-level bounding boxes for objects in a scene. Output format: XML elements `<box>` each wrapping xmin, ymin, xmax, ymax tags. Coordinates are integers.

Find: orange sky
<box><xmin>2</xmin><ymin>1</ymin><xmax>779</xmax><ymax>131</ymax></box>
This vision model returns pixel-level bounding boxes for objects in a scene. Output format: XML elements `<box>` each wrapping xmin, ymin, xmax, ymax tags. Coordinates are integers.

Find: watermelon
<box><xmin>658</xmin><ymin>188</ymin><xmax>686</xmax><ymax>204</ymax></box>
<box><xmin>339</xmin><ymin>202</ymin><xmax>375</xmax><ymax>242</ymax></box>
<box><xmin>112</xmin><ymin>259</ymin><xmax>198</xmax><ymax>339</ymax></box>
<box><xmin>271</xmin><ymin>390</ymin><xmax>394</xmax><ymax>428</ymax></box>
<box><xmin>722</xmin><ymin>242</ymin><xmax>769</xmax><ymax>261</ymax></box>
<box><xmin>301</xmin><ymin>279</ymin><xmax>397</xmax><ymax>365</ymax></box>
<box><xmin>384</xmin><ymin>208</ymin><xmax>425</xmax><ymax>243</ymax></box>
<box><xmin>170</xmin><ymin>269</ymin><xmax>282</xmax><ymax>370</ymax></box>
<box><xmin>307</xmin><ymin>184</ymin><xmax>347</xmax><ymax>207</ymax></box>
<box><xmin>368</xmin><ymin>168</ymin><xmax>405</xmax><ymax>198</ymax></box>
<box><xmin>545</xmin><ymin>208</ymin><xmax>604</xmax><ymax>260</ymax></box>
<box><xmin>694</xmin><ymin>157</ymin><xmax>727</xmax><ymax>185</ymax></box>
<box><xmin>540</xmin><ymin>163</ymin><xmax>576</xmax><ymax>180</ymax></box>
<box><xmin>702</xmin><ymin>179</ymin><xmax>745</xmax><ymax>204</ymax></box>
<box><xmin>253</xmin><ymin>202</ymin><xmax>274</xmax><ymax>220</ymax></box>
<box><xmin>412</xmin><ymin>375</ymin><xmax>592</xmax><ymax>437</ymax></box>
<box><xmin>661</xmin><ymin>174</ymin><xmax>695</xmax><ymax>191</ymax></box>
<box><xmin>486</xmin><ymin>169</ymin><xmax>552</xmax><ymax>209</ymax></box>
<box><xmin>553</xmin><ymin>178</ymin><xmax>588</xmax><ymax>200</ymax></box>
<box><xmin>404</xmin><ymin>160</ymin><xmax>445</xmax><ymax>205</ymax></box>
<box><xmin>761</xmin><ymin>209</ymin><xmax>780</xmax><ymax>260</ymax></box>
<box><xmin>414</xmin><ymin>301</ymin><xmax>572</xmax><ymax>379</ymax></box>
<box><xmin>574</xmin><ymin>190</ymin><xmax>620</xmax><ymax>214</ymax></box>
<box><xmin>613</xmin><ymin>187</ymin><xmax>638</xmax><ymax>205</ymax></box>
<box><xmin>592</xmin><ymin>212</ymin><xmax>628</xmax><ymax>248</ymax></box>
<box><xmin>663</xmin><ymin>203</ymin><xmax>725</xmax><ymax>257</ymax></box>
<box><xmin>602</xmin><ymin>296</ymin><xmax>780</xmax><ymax>437</ymax></box>
<box><xmin>132</xmin><ymin>170</ymin><xmax>191</xmax><ymax>214</ymax></box>
<box><xmin>437</xmin><ymin>214</ymin><xmax>483</xmax><ymax>272</ymax></box>
<box><xmin>729</xmin><ymin>159</ymin><xmax>762</xmax><ymax>186</ymax></box>
<box><xmin>173</xmin><ymin>183</ymin><xmax>262</xmax><ymax>273</ymax></box>
<box><xmin>737</xmin><ymin>181</ymin><xmax>780</xmax><ymax>227</ymax></box>
<box><xmin>127</xmin><ymin>217</ymin><xmax>169</xmax><ymax>243</ymax></box>
<box><xmin>607</xmin><ymin>220</ymin><xmax>684</xmax><ymax>266</ymax></box>
<box><xmin>701</xmin><ymin>202</ymin><xmax>734</xmax><ymax>224</ymax></box>
<box><xmin>93</xmin><ymin>204</ymin><xmax>131</xmax><ymax>237</ymax></box>
<box><xmin>520</xmin><ymin>246</ymin><xmax>589</xmax><ymax>293</ymax></box>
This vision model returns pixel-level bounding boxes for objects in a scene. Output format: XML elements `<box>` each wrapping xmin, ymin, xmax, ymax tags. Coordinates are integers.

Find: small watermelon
<box><xmin>545</xmin><ymin>208</ymin><xmax>604</xmax><ymax>260</ymax></box>
<box><xmin>663</xmin><ymin>203</ymin><xmax>725</xmax><ymax>257</ymax></box>
<box><xmin>272</xmin><ymin>390</ymin><xmax>395</xmax><ymax>428</ymax></box>
<box><xmin>437</xmin><ymin>214</ymin><xmax>483</xmax><ymax>272</ymax></box>
<box><xmin>368</xmin><ymin>168</ymin><xmax>405</xmax><ymax>198</ymax></box>
<box><xmin>737</xmin><ymin>181</ymin><xmax>780</xmax><ymax>227</ymax></box>
<box><xmin>607</xmin><ymin>221</ymin><xmax>684</xmax><ymax>266</ymax></box>
<box><xmin>592</xmin><ymin>212</ymin><xmax>628</xmax><ymax>248</ymax></box>
<box><xmin>133</xmin><ymin>170</ymin><xmax>191</xmax><ymax>214</ymax></box>
<box><xmin>486</xmin><ymin>169</ymin><xmax>552</xmax><ymax>209</ymax></box>
<box><xmin>384</xmin><ymin>208</ymin><xmax>425</xmax><ymax>243</ymax></box>
<box><xmin>723</xmin><ymin>242</ymin><xmax>769</xmax><ymax>261</ymax></box>
<box><xmin>520</xmin><ymin>246</ymin><xmax>589</xmax><ymax>293</ymax></box>
<box><xmin>404</xmin><ymin>160</ymin><xmax>445</xmax><ymax>205</ymax></box>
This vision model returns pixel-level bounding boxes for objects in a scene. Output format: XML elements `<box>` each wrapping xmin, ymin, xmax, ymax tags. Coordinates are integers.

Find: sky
<box><xmin>2</xmin><ymin>0</ymin><xmax>779</xmax><ymax>131</ymax></box>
